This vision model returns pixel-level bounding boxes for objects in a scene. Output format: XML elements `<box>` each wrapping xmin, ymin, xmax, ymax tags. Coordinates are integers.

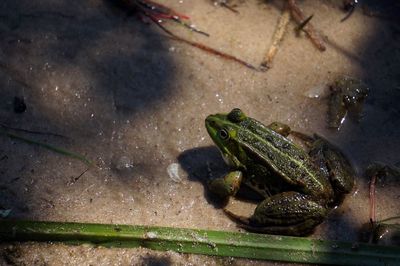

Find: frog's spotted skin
<box><xmin>206</xmin><ymin>108</ymin><xmax>354</xmax><ymax>236</ymax></box>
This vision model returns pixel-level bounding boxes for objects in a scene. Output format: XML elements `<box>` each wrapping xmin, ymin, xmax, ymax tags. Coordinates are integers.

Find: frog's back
<box><xmin>236</xmin><ymin>118</ymin><xmax>333</xmax><ymax>199</ymax></box>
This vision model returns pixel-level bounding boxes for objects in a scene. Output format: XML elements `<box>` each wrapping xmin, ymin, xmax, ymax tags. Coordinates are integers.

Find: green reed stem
<box><xmin>0</xmin><ymin>220</ymin><xmax>399</xmax><ymax>265</ymax></box>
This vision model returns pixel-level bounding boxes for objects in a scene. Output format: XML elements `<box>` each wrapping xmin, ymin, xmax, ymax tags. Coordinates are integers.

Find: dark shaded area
<box><xmin>13</xmin><ymin>97</ymin><xmax>26</xmax><ymax>113</ymax></box>
<box><xmin>0</xmin><ymin>0</ymin><xmax>176</xmax><ymax>217</ymax></box>
<box><xmin>358</xmin><ymin>164</ymin><xmax>400</xmax><ymax>245</ymax></box>
<box><xmin>178</xmin><ymin>146</ymin><xmax>230</xmax><ymax>208</ymax></box>
<box><xmin>322</xmin><ymin>1</ymin><xmax>400</xmax><ymax>260</ymax></box>
<box><xmin>0</xmin><ymin>245</ymin><xmax>21</xmax><ymax>265</ymax></box>
<box><xmin>0</xmin><ymin>0</ymin><xmax>399</xmax><ymax>264</ymax></box>
<box><xmin>141</xmin><ymin>255</ymin><xmax>172</xmax><ymax>266</ymax></box>
<box><xmin>332</xmin><ymin>0</ymin><xmax>400</xmax><ymax>172</ymax></box>
<box><xmin>361</xmin><ymin>0</ymin><xmax>400</xmax><ymax>20</ymax></box>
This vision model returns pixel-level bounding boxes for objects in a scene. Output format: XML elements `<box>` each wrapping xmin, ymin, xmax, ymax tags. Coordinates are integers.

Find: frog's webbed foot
<box><xmin>224</xmin><ymin>192</ymin><xmax>328</xmax><ymax>236</ymax></box>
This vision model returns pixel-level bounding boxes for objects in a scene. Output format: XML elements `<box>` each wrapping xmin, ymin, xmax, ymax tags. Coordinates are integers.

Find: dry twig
<box><xmin>260</xmin><ymin>6</ymin><xmax>290</xmax><ymax>70</ymax></box>
<box><xmin>287</xmin><ymin>0</ymin><xmax>326</xmax><ymax>51</ymax></box>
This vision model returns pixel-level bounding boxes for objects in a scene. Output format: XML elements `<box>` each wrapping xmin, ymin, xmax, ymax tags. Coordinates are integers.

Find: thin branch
<box><xmin>260</xmin><ymin>6</ymin><xmax>290</xmax><ymax>70</ymax></box>
<box><xmin>149</xmin><ymin>16</ymin><xmax>260</xmax><ymax>71</ymax></box>
<box><xmin>0</xmin><ymin>123</ymin><xmax>68</xmax><ymax>139</ymax></box>
<box><xmin>287</xmin><ymin>0</ymin><xmax>326</xmax><ymax>51</ymax></box>
<box><xmin>0</xmin><ymin>129</ymin><xmax>92</xmax><ymax>165</ymax></box>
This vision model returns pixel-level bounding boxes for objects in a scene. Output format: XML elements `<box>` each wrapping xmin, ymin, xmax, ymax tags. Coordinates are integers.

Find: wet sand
<box><xmin>1</xmin><ymin>0</ymin><xmax>400</xmax><ymax>265</ymax></box>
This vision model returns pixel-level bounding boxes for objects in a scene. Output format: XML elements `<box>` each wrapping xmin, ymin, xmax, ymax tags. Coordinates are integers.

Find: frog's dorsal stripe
<box><xmin>236</xmin><ymin>118</ymin><xmax>329</xmax><ymax>196</ymax></box>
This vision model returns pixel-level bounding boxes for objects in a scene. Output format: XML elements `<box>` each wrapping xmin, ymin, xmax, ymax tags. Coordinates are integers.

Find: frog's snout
<box><xmin>205</xmin><ymin>113</ymin><xmax>231</xmax><ymax>139</ymax></box>
<box><xmin>205</xmin><ymin>114</ymin><xmax>220</xmax><ymax>126</ymax></box>
<box><xmin>205</xmin><ymin>115</ymin><xmax>217</xmax><ymax>135</ymax></box>
<box><xmin>205</xmin><ymin>115</ymin><xmax>216</xmax><ymax>125</ymax></box>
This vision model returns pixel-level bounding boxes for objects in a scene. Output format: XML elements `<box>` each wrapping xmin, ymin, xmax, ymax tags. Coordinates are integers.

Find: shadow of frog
<box><xmin>178</xmin><ymin>146</ymin><xmax>264</xmax><ymax>209</ymax></box>
<box><xmin>178</xmin><ymin>146</ymin><xmax>228</xmax><ymax>208</ymax></box>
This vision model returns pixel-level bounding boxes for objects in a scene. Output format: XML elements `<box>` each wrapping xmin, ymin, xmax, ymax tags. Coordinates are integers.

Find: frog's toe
<box><xmin>223</xmin><ymin>208</ymin><xmax>251</xmax><ymax>225</ymax></box>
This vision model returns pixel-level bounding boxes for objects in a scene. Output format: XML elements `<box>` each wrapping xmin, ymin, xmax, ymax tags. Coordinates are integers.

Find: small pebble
<box><xmin>167</xmin><ymin>163</ymin><xmax>182</xmax><ymax>183</ymax></box>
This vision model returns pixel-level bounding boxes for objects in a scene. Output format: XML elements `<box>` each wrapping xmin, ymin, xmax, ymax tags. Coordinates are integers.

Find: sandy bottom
<box><xmin>1</xmin><ymin>0</ymin><xmax>400</xmax><ymax>265</ymax></box>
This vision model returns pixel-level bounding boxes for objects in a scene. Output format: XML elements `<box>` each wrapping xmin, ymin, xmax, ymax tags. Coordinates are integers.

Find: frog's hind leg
<box><xmin>224</xmin><ymin>191</ymin><xmax>328</xmax><ymax>236</ymax></box>
<box><xmin>308</xmin><ymin>135</ymin><xmax>355</xmax><ymax>198</ymax></box>
<box><xmin>289</xmin><ymin>133</ymin><xmax>355</xmax><ymax>201</ymax></box>
<box><xmin>224</xmin><ymin>209</ymin><xmax>321</xmax><ymax>236</ymax></box>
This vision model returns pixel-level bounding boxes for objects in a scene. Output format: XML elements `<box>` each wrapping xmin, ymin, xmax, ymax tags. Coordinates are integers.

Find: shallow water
<box><xmin>1</xmin><ymin>0</ymin><xmax>400</xmax><ymax>265</ymax></box>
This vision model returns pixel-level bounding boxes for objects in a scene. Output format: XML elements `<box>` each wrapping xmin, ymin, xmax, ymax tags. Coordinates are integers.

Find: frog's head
<box><xmin>205</xmin><ymin>108</ymin><xmax>247</xmax><ymax>169</ymax></box>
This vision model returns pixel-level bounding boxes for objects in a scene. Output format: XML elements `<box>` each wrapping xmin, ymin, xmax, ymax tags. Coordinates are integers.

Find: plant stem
<box><xmin>1</xmin><ymin>220</ymin><xmax>400</xmax><ymax>265</ymax></box>
<box><xmin>0</xmin><ymin>129</ymin><xmax>92</xmax><ymax>165</ymax></box>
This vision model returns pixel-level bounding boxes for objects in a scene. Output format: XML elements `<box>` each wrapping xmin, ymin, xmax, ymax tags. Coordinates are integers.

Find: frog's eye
<box><xmin>218</xmin><ymin>128</ymin><xmax>229</xmax><ymax>140</ymax></box>
<box><xmin>228</xmin><ymin>108</ymin><xmax>246</xmax><ymax>123</ymax></box>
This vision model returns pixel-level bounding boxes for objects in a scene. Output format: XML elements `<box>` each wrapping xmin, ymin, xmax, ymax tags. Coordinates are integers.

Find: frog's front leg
<box><xmin>208</xmin><ymin>171</ymin><xmax>243</xmax><ymax>198</ymax></box>
<box><xmin>224</xmin><ymin>191</ymin><xmax>328</xmax><ymax>236</ymax></box>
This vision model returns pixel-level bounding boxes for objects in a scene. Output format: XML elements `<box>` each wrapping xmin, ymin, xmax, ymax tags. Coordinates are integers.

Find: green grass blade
<box><xmin>0</xmin><ymin>129</ymin><xmax>92</xmax><ymax>165</ymax></box>
<box><xmin>1</xmin><ymin>220</ymin><xmax>399</xmax><ymax>265</ymax></box>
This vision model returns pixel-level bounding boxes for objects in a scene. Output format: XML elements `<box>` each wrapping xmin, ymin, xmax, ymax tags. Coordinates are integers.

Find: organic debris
<box><xmin>0</xmin><ymin>129</ymin><xmax>92</xmax><ymax>165</ymax></box>
<box><xmin>260</xmin><ymin>7</ymin><xmax>290</xmax><ymax>70</ymax></box>
<box><xmin>372</xmin><ymin>218</ymin><xmax>400</xmax><ymax>246</ymax></box>
<box><xmin>261</xmin><ymin>0</ymin><xmax>326</xmax><ymax>69</ymax></box>
<box><xmin>341</xmin><ymin>0</ymin><xmax>358</xmax><ymax>22</ymax></box>
<box><xmin>131</xmin><ymin>0</ymin><xmax>209</xmax><ymax>36</ymax></box>
<box><xmin>119</xmin><ymin>0</ymin><xmax>259</xmax><ymax>70</ymax></box>
<box><xmin>364</xmin><ymin>163</ymin><xmax>400</xmax><ymax>245</ymax></box>
<box><xmin>213</xmin><ymin>0</ymin><xmax>239</xmax><ymax>14</ymax></box>
<box><xmin>0</xmin><ymin>123</ymin><xmax>67</xmax><ymax>139</ymax></box>
<box><xmin>287</xmin><ymin>0</ymin><xmax>326</xmax><ymax>51</ymax></box>
<box><xmin>327</xmin><ymin>76</ymin><xmax>369</xmax><ymax>130</ymax></box>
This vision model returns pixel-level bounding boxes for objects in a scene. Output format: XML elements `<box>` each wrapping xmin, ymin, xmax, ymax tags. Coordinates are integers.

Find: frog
<box><xmin>205</xmin><ymin>108</ymin><xmax>355</xmax><ymax>236</ymax></box>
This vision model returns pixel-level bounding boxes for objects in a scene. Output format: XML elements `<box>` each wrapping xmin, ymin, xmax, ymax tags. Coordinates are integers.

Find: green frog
<box><xmin>205</xmin><ymin>108</ymin><xmax>355</xmax><ymax>236</ymax></box>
